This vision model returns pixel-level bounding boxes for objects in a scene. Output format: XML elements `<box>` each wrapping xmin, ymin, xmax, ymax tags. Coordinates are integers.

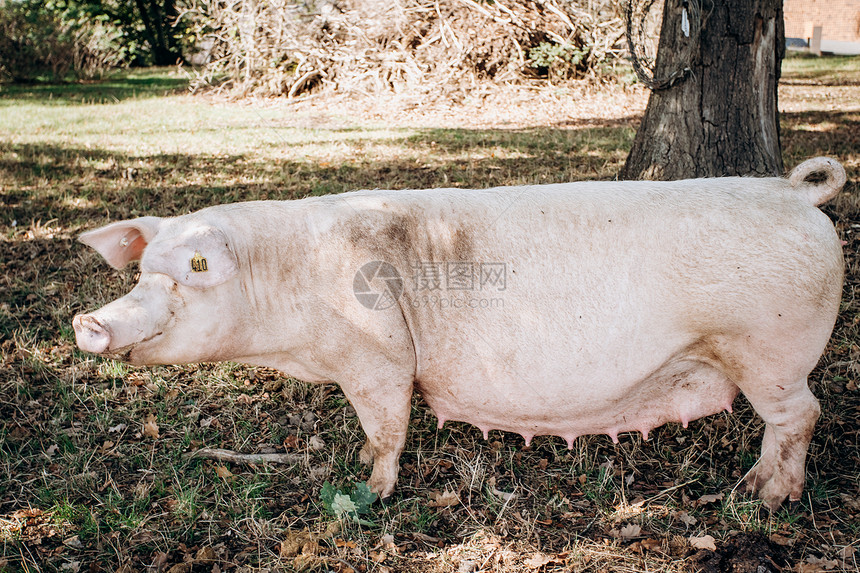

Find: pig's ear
<box><xmin>143</xmin><ymin>225</ymin><xmax>239</xmax><ymax>288</ymax></box>
<box><xmin>79</xmin><ymin>217</ymin><xmax>163</xmax><ymax>269</ymax></box>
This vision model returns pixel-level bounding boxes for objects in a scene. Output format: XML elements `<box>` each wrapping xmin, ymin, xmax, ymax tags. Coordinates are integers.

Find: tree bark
<box><xmin>621</xmin><ymin>0</ymin><xmax>785</xmax><ymax>180</ymax></box>
<box><xmin>134</xmin><ymin>0</ymin><xmax>183</xmax><ymax>65</ymax></box>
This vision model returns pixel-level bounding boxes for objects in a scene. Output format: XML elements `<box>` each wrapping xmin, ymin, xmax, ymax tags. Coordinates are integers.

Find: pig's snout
<box><xmin>73</xmin><ymin>314</ymin><xmax>111</xmax><ymax>354</ymax></box>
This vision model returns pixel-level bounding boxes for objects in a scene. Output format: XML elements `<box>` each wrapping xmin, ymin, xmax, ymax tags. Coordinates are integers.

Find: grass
<box><xmin>1</xmin><ymin>57</ymin><xmax>859</xmax><ymax>572</ymax></box>
<box><xmin>781</xmin><ymin>52</ymin><xmax>860</xmax><ymax>85</ymax></box>
<box><xmin>0</xmin><ymin>67</ymin><xmax>190</xmax><ymax>105</ymax></box>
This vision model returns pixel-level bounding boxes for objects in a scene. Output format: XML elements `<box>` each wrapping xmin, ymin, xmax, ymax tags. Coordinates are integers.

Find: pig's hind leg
<box><xmin>708</xmin><ymin>327</ymin><xmax>826</xmax><ymax>510</ymax></box>
<box><xmin>737</xmin><ymin>377</ymin><xmax>820</xmax><ymax>510</ymax></box>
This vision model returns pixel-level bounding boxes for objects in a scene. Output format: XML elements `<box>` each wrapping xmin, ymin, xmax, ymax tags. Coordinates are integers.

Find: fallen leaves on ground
<box><xmin>428</xmin><ymin>489</ymin><xmax>460</xmax><ymax>508</ymax></box>
<box><xmin>694</xmin><ymin>493</ymin><xmax>723</xmax><ymax>507</ymax></box>
<box><xmin>142</xmin><ymin>414</ymin><xmax>159</xmax><ymax>439</ymax></box>
<box><xmin>213</xmin><ymin>465</ymin><xmax>234</xmax><ymax>480</ymax></box>
<box><xmin>523</xmin><ymin>552</ymin><xmax>553</xmax><ymax>569</ymax></box>
<box><xmin>689</xmin><ymin>534</ymin><xmax>717</xmax><ymax>551</ymax></box>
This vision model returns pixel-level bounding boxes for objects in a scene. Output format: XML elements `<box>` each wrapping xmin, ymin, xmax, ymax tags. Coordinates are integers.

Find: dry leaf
<box><xmin>620</xmin><ymin>524</ymin><xmax>642</xmax><ymax>540</ymax></box>
<box><xmin>770</xmin><ymin>533</ymin><xmax>794</xmax><ymax>546</ymax></box>
<box><xmin>142</xmin><ymin>414</ymin><xmax>159</xmax><ymax>439</ymax></box>
<box><xmin>308</xmin><ymin>435</ymin><xmax>325</xmax><ymax>450</ymax></box>
<box><xmin>195</xmin><ymin>546</ymin><xmax>216</xmax><ymax>563</ymax></box>
<box><xmin>214</xmin><ymin>465</ymin><xmax>233</xmax><ymax>479</ymax></box>
<box><xmin>695</xmin><ymin>493</ymin><xmax>724</xmax><ymax>506</ymax></box>
<box><xmin>292</xmin><ymin>554</ymin><xmax>321</xmax><ymax>571</ymax></box>
<box><xmin>10</xmin><ymin>425</ymin><xmax>30</xmax><ymax>439</ymax></box>
<box><xmin>428</xmin><ymin>489</ymin><xmax>460</xmax><ymax>508</ymax></box>
<box><xmin>410</xmin><ymin>532</ymin><xmax>441</xmax><ymax>544</ymax></box>
<box><xmin>838</xmin><ymin>545</ymin><xmax>856</xmax><ymax>561</ymax></box>
<box><xmin>804</xmin><ymin>556</ymin><xmax>840</xmax><ymax>571</ymax></box>
<box><xmin>523</xmin><ymin>552</ymin><xmax>553</xmax><ymax>568</ymax></box>
<box><xmin>689</xmin><ymin>534</ymin><xmax>717</xmax><ymax>551</ymax></box>
<box><xmin>839</xmin><ymin>494</ymin><xmax>860</xmax><ymax>511</ymax></box>
<box><xmin>674</xmin><ymin>510</ymin><xmax>697</xmax><ymax>527</ymax></box>
<box><xmin>152</xmin><ymin>553</ymin><xmax>169</xmax><ymax>570</ymax></box>
<box><xmin>369</xmin><ymin>551</ymin><xmax>386</xmax><ymax>563</ymax></box>
<box><xmin>280</xmin><ymin>530</ymin><xmax>317</xmax><ymax>558</ymax></box>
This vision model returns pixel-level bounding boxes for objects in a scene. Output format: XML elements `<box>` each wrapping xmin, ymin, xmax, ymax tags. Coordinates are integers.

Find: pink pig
<box><xmin>73</xmin><ymin>157</ymin><xmax>846</xmax><ymax>509</ymax></box>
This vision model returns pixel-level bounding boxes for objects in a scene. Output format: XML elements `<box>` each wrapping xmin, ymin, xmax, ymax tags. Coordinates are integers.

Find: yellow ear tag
<box><xmin>190</xmin><ymin>252</ymin><xmax>208</xmax><ymax>273</ymax></box>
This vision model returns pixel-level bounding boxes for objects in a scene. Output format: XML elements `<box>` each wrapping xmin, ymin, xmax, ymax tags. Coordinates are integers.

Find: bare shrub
<box><xmin>184</xmin><ymin>0</ymin><xmax>627</xmax><ymax>97</ymax></box>
<box><xmin>73</xmin><ymin>20</ymin><xmax>129</xmax><ymax>80</ymax></box>
<box><xmin>0</xmin><ymin>2</ymin><xmax>127</xmax><ymax>83</ymax></box>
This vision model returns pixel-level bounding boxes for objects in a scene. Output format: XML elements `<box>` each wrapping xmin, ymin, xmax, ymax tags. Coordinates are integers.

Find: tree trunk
<box><xmin>621</xmin><ymin>0</ymin><xmax>785</xmax><ymax>180</ymax></box>
<box><xmin>134</xmin><ymin>0</ymin><xmax>183</xmax><ymax>65</ymax></box>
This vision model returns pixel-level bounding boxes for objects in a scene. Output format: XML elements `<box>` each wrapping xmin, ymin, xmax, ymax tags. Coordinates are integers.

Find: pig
<box><xmin>73</xmin><ymin>156</ymin><xmax>846</xmax><ymax>510</ymax></box>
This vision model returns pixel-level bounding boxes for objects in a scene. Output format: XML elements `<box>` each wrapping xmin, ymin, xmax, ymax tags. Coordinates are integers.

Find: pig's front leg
<box><xmin>339</xmin><ymin>369</ymin><xmax>413</xmax><ymax>499</ymax></box>
<box><xmin>359</xmin><ymin>438</ymin><xmax>374</xmax><ymax>465</ymax></box>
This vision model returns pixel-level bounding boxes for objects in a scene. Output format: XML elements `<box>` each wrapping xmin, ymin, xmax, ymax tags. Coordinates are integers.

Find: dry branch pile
<box><xmin>185</xmin><ymin>0</ymin><xmax>628</xmax><ymax>97</ymax></box>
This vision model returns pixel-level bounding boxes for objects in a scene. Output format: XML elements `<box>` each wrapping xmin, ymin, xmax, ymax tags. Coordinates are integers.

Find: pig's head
<box><xmin>73</xmin><ymin>216</ymin><xmax>244</xmax><ymax>365</ymax></box>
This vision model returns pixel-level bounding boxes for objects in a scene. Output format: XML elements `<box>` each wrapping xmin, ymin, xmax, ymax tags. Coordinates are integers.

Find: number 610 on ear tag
<box><xmin>190</xmin><ymin>252</ymin><xmax>208</xmax><ymax>272</ymax></box>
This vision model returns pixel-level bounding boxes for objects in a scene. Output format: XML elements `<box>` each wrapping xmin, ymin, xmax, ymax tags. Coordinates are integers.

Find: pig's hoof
<box><xmin>367</xmin><ymin>475</ymin><xmax>396</xmax><ymax>499</ymax></box>
<box><xmin>742</xmin><ymin>469</ymin><xmax>793</xmax><ymax>511</ymax></box>
<box><xmin>757</xmin><ymin>491</ymin><xmax>787</xmax><ymax>511</ymax></box>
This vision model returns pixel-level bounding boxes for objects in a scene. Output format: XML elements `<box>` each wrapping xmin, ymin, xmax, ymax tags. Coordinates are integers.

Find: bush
<box><xmin>186</xmin><ymin>0</ymin><xmax>628</xmax><ymax>97</ymax></box>
<box><xmin>0</xmin><ymin>0</ymin><xmax>127</xmax><ymax>83</ymax></box>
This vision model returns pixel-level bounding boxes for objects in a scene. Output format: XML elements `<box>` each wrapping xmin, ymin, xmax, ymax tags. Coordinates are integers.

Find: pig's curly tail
<box><xmin>789</xmin><ymin>157</ymin><xmax>847</xmax><ymax>206</ymax></box>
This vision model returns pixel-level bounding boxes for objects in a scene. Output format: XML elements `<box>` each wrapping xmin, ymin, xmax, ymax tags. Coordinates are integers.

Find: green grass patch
<box><xmin>782</xmin><ymin>52</ymin><xmax>860</xmax><ymax>85</ymax></box>
<box><xmin>0</xmin><ymin>67</ymin><xmax>191</xmax><ymax>105</ymax></box>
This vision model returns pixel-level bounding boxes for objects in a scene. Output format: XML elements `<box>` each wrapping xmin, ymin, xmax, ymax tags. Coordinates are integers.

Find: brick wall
<box><xmin>784</xmin><ymin>0</ymin><xmax>860</xmax><ymax>42</ymax></box>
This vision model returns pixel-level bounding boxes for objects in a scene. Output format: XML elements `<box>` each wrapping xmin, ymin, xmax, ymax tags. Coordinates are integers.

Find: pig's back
<box><xmin>261</xmin><ymin>178</ymin><xmax>843</xmax><ymax>442</ymax></box>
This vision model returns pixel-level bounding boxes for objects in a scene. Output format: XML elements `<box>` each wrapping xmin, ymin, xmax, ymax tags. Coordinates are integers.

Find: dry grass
<box><xmin>1</xmin><ymin>55</ymin><xmax>859</xmax><ymax>572</ymax></box>
<box><xmin>186</xmin><ymin>0</ymin><xmax>630</xmax><ymax>98</ymax></box>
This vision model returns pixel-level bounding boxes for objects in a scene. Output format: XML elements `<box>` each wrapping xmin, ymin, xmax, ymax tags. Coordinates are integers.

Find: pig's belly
<box><xmin>416</xmin><ymin>359</ymin><xmax>739</xmax><ymax>446</ymax></box>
